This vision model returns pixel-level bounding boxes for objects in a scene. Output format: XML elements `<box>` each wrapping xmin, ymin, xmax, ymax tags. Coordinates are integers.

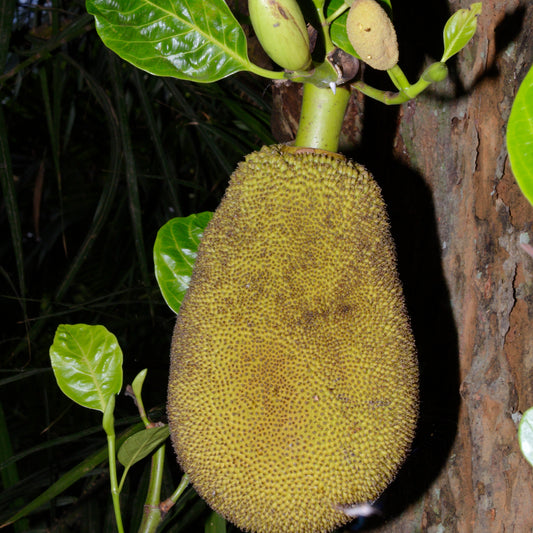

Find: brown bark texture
<box><xmin>273</xmin><ymin>1</ymin><xmax>533</xmax><ymax>531</ymax></box>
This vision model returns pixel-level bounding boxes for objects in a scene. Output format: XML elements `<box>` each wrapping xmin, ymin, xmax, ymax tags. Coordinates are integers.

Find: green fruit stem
<box><xmin>293</xmin><ymin>82</ymin><xmax>351</xmax><ymax>152</ymax></box>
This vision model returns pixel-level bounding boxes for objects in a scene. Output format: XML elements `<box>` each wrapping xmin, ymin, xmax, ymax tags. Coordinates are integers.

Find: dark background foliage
<box><xmin>0</xmin><ymin>0</ymin><xmax>272</xmax><ymax>529</ymax></box>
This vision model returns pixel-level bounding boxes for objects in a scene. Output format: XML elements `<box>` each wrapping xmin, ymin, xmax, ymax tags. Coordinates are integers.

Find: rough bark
<box><xmin>374</xmin><ymin>1</ymin><xmax>533</xmax><ymax>531</ymax></box>
<box><xmin>271</xmin><ymin>1</ymin><xmax>533</xmax><ymax>530</ymax></box>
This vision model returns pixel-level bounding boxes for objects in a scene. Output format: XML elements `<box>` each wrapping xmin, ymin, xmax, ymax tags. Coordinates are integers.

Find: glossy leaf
<box><xmin>117</xmin><ymin>425</ymin><xmax>169</xmax><ymax>468</ymax></box>
<box><xmin>86</xmin><ymin>0</ymin><xmax>252</xmax><ymax>82</ymax></box>
<box><xmin>441</xmin><ymin>2</ymin><xmax>482</xmax><ymax>62</ymax></box>
<box><xmin>130</xmin><ymin>368</ymin><xmax>150</xmax><ymax>427</ymax></box>
<box><xmin>131</xmin><ymin>368</ymin><xmax>148</xmax><ymax>401</ymax></box>
<box><xmin>49</xmin><ymin>324</ymin><xmax>123</xmax><ymax>412</ymax></box>
<box><xmin>154</xmin><ymin>212</ymin><xmax>213</xmax><ymax>314</ymax></box>
<box><xmin>519</xmin><ymin>406</ymin><xmax>533</xmax><ymax>468</ymax></box>
<box><xmin>507</xmin><ymin>65</ymin><xmax>533</xmax><ymax>206</ymax></box>
<box><xmin>329</xmin><ymin>0</ymin><xmax>392</xmax><ymax>59</ymax></box>
<box><xmin>204</xmin><ymin>510</ymin><xmax>227</xmax><ymax>533</ymax></box>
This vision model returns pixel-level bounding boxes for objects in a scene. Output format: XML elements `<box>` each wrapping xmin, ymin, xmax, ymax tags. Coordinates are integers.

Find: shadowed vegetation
<box><xmin>0</xmin><ymin>0</ymin><xmax>272</xmax><ymax>529</ymax></box>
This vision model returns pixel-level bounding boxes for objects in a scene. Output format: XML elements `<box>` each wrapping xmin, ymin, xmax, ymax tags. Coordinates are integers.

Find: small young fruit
<box><xmin>346</xmin><ymin>0</ymin><xmax>398</xmax><ymax>71</ymax></box>
<box><xmin>249</xmin><ymin>0</ymin><xmax>312</xmax><ymax>71</ymax></box>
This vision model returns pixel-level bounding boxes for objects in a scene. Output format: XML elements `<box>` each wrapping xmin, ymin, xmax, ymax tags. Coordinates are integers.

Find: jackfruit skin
<box><xmin>167</xmin><ymin>145</ymin><xmax>418</xmax><ymax>533</ymax></box>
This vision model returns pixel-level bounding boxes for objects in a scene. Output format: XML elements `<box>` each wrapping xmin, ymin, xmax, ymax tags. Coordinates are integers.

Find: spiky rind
<box><xmin>168</xmin><ymin>145</ymin><xmax>418</xmax><ymax>533</ymax></box>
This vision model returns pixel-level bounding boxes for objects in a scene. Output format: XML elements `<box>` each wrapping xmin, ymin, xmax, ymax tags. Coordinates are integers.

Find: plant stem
<box><xmin>315</xmin><ymin>1</ymin><xmax>336</xmax><ymax>54</ymax></box>
<box><xmin>249</xmin><ymin>64</ymin><xmax>287</xmax><ymax>80</ymax></box>
<box><xmin>137</xmin><ymin>444</ymin><xmax>166</xmax><ymax>533</ymax></box>
<box><xmin>325</xmin><ymin>4</ymin><xmax>350</xmax><ymax>25</ymax></box>
<box><xmin>351</xmin><ymin>80</ymin><xmax>410</xmax><ymax>105</ymax></box>
<box><xmin>293</xmin><ymin>82</ymin><xmax>351</xmax><ymax>151</ymax></box>
<box><xmin>160</xmin><ymin>474</ymin><xmax>190</xmax><ymax>514</ymax></box>
<box><xmin>352</xmin><ymin>71</ymin><xmax>433</xmax><ymax>105</ymax></box>
<box><xmin>107</xmin><ymin>433</ymin><xmax>125</xmax><ymax>533</ymax></box>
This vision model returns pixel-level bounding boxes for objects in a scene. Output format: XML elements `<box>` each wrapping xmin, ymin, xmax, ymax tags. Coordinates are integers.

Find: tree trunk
<box><xmin>368</xmin><ymin>0</ymin><xmax>533</xmax><ymax>530</ymax></box>
<box><xmin>273</xmin><ymin>0</ymin><xmax>533</xmax><ymax>530</ymax></box>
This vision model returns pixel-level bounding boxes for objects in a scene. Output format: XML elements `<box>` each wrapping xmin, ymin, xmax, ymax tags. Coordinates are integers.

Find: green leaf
<box><xmin>329</xmin><ymin>0</ymin><xmax>392</xmax><ymax>59</ymax></box>
<box><xmin>441</xmin><ymin>2</ymin><xmax>482</xmax><ymax>62</ymax></box>
<box><xmin>312</xmin><ymin>0</ymin><xmax>326</xmax><ymax>9</ymax></box>
<box><xmin>519</xmin><ymin>406</ymin><xmax>533</xmax><ymax>468</ymax></box>
<box><xmin>49</xmin><ymin>324</ymin><xmax>123</xmax><ymax>412</ymax></box>
<box><xmin>507</xmin><ymin>65</ymin><xmax>533</xmax><ymax>206</ymax></box>
<box><xmin>154</xmin><ymin>212</ymin><xmax>213</xmax><ymax>314</ymax></box>
<box><xmin>131</xmin><ymin>368</ymin><xmax>148</xmax><ymax>400</ymax></box>
<box><xmin>117</xmin><ymin>426</ymin><xmax>170</xmax><ymax>468</ymax></box>
<box><xmin>204</xmin><ymin>510</ymin><xmax>227</xmax><ymax>533</ymax></box>
<box><xmin>86</xmin><ymin>0</ymin><xmax>253</xmax><ymax>82</ymax></box>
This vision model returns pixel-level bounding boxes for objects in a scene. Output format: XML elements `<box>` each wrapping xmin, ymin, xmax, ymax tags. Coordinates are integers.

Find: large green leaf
<box><xmin>154</xmin><ymin>212</ymin><xmax>213</xmax><ymax>314</ymax></box>
<box><xmin>519</xmin><ymin>406</ymin><xmax>533</xmax><ymax>468</ymax></box>
<box><xmin>49</xmin><ymin>324</ymin><xmax>123</xmax><ymax>412</ymax></box>
<box><xmin>441</xmin><ymin>2</ymin><xmax>482</xmax><ymax>62</ymax></box>
<box><xmin>86</xmin><ymin>0</ymin><xmax>252</xmax><ymax>82</ymax></box>
<box><xmin>507</xmin><ymin>65</ymin><xmax>533</xmax><ymax>206</ymax></box>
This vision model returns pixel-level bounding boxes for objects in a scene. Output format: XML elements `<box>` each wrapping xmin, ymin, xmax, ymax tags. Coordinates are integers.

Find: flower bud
<box><xmin>346</xmin><ymin>0</ymin><xmax>398</xmax><ymax>71</ymax></box>
<box><xmin>249</xmin><ymin>0</ymin><xmax>312</xmax><ymax>71</ymax></box>
<box><xmin>422</xmin><ymin>61</ymin><xmax>449</xmax><ymax>83</ymax></box>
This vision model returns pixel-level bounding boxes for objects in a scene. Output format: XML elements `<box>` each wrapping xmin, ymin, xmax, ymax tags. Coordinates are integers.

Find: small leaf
<box><xmin>312</xmin><ymin>0</ymin><xmax>326</xmax><ymax>9</ymax></box>
<box><xmin>49</xmin><ymin>324</ymin><xmax>123</xmax><ymax>412</ymax></box>
<box><xmin>519</xmin><ymin>406</ymin><xmax>533</xmax><ymax>468</ymax></box>
<box><xmin>117</xmin><ymin>426</ymin><xmax>170</xmax><ymax>468</ymax></box>
<box><xmin>441</xmin><ymin>2</ymin><xmax>482</xmax><ymax>62</ymax></box>
<box><xmin>204</xmin><ymin>510</ymin><xmax>227</xmax><ymax>533</ymax></box>
<box><xmin>86</xmin><ymin>0</ymin><xmax>253</xmax><ymax>82</ymax></box>
<box><xmin>507</xmin><ymin>65</ymin><xmax>533</xmax><ymax>206</ymax></box>
<box><xmin>131</xmin><ymin>368</ymin><xmax>148</xmax><ymax>400</ymax></box>
<box><xmin>329</xmin><ymin>0</ymin><xmax>392</xmax><ymax>59</ymax></box>
<box><xmin>154</xmin><ymin>212</ymin><xmax>213</xmax><ymax>314</ymax></box>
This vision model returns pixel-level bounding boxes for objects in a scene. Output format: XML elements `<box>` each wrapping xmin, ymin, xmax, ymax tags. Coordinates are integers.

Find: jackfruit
<box><xmin>167</xmin><ymin>144</ymin><xmax>418</xmax><ymax>533</ymax></box>
<box><xmin>346</xmin><ymin>0</ymin><xmax>399</xmax><ymax>71</ymax></box>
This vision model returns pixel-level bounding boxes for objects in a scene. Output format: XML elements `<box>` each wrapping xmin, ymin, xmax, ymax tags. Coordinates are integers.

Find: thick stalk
<box><xmin>137</xmin><ymin>444</ymin><xmax>166</xmax><ymax>533</ymax></box>
<box><xmin>293</xmin><ymin>82</ymin><xmax>351</xmax><ymax>152</ymax></box>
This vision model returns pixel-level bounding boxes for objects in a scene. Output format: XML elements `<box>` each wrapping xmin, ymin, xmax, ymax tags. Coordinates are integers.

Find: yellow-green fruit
<box><xmin>167</xmin><ymin>145</ymin><xmax>418</xmax><ymax>533</ymax></box>
<box><xmin>346</xmin><ymin>0</ymin><xmax>399</xmax><ymax>70</ymax></box>
<box><xmin>249</xmin><ymin>0</ymin><xmax>312</xmax><ymax>71</ymax></box>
